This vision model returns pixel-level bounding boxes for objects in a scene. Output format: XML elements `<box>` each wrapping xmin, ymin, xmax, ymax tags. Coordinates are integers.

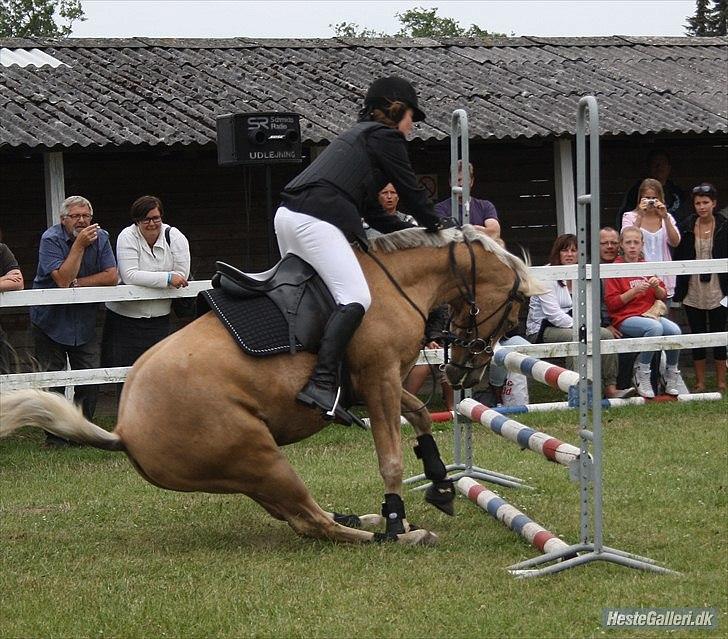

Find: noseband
<box><xmin>440</xmin><ymin>238</ymin><xmax>526</xmax><ymax>374</ymax></box>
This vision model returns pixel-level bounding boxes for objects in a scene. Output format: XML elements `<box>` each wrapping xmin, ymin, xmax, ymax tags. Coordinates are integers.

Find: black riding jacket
<box><xmin>281</xmin><ymin>121</ymin><xmax>440</xmax><ymax>246</ymax></box>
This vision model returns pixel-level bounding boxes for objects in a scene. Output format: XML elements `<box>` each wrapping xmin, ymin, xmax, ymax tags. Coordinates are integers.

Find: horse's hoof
<box><xmin>332</xmin><ymin>512</ymin><xmax>362</xmax><ymax>528</ymax></box>
<box><xmin>397</xmin><ymin>529</ymin><xmax>438</xmax><ymax>546</ymax></box>
<box><xmin>425</xmin><ymin>480</ymin><xmax>456</xmax><ymax>516</ymax></box>
<box><xmin>358</xmin><ymin>514</ymin><xmax>385</xmax><ymax>529</ymax></box>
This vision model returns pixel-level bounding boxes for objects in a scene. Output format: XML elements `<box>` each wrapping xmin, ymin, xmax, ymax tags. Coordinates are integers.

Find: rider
<box><xmin>278</xmin><ymin>76</ymin><xmax>442</xmax><ymax>425</ymax></box>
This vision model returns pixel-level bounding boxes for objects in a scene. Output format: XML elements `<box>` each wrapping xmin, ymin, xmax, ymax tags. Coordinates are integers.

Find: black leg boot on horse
<box><xmin>414</xmin><ymin>433</ymin><xmax>455</xmax><ymax>516</ymax></box>
<box><xmin>297</xmin><ymin>302</ymin><xmax>366</xmax><ymax>428</ymax></box>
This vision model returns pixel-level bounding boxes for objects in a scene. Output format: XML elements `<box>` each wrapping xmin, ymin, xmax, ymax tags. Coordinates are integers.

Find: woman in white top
<box><xmin>526</xmin><ymin>234</ymin><xmax>627</xmax><ymax>399</ymax></box>
<box><xmin>104</xmin><ymin>196</ymin><xmax>190</xmax><ymax>370</ymax></box>
<box><xmin>621</xmin><ymin>178</ymin><xmax>680</xmax><ymax>298</ymax></box>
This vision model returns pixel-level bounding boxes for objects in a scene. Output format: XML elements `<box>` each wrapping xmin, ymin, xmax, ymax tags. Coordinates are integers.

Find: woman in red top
<box><xmin>605</xmin><ymin>226</ymin><xmax>687</xmax><ymax>398</ymax></box>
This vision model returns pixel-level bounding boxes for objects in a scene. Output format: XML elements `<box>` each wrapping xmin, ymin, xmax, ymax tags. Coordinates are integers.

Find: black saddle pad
<box><xmin>201</xmin><ymin>288</ymin><xmax>303</xmax><ymax>356</ymax></box>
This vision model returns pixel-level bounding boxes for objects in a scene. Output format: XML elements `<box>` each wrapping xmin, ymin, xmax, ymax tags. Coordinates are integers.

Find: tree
<box><xmin>0</xmin><ymin>0</ymin><xmax>85</xmax><ymax>38</ymax></box>
<box><xmin>395</xmin><ymin>7</ymin><xmax>501</xmax><ymax>37</ymax></box>
<box><xmin>331</xmin><ymin>6</ymin><xmax>505</xmax><ymax>39</ymax></box>
<box><xmin>685</xmin><ymin>0</ymin><xmax>727</xmax><ymax>36</ymax></box>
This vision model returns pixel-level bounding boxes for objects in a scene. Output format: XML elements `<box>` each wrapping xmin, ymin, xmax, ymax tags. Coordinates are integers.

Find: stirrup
<box><xmin>296</xmin><ymin>386</ymin><xmax>367</xmax><ymax>430</ymax></box>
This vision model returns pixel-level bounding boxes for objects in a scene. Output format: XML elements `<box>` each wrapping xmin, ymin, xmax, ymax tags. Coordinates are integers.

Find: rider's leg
<box><xmin>274</xmin><ymin>207</ymin><xmax>371</xmax><ymax>424</ymax></box>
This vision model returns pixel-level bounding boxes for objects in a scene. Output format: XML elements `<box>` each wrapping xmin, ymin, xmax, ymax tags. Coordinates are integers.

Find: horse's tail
<box><xmin>0</xmin><ymin>389</ymin><xmax>125</xmax><ymax>452</ymax></box>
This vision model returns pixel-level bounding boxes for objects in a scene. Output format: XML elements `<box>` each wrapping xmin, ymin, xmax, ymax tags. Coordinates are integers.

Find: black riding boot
<box><xmin>296</xmin><ymin>302</ymin><xmax>365</xmax><ymax>427</ymax></box>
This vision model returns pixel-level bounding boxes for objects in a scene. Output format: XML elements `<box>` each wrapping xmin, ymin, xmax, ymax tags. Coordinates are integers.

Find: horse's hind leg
<box><xmin>246</xmin><ymin>444</ymin><xmax>381</xmax><ymax>543</ymax></box>
<box><xmin>401</xmin><ymin>390</ymin><xmax>455</xmax><ymax>516</ymax></box>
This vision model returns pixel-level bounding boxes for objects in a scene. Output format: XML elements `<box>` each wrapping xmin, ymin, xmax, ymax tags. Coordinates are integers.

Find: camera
<box><xmin>700</xmin><ymin>273</ymin><xmax>712</xmax><ymax>283</ymax></box>
<box><xmin>645</xmin><ymin>198</ymin><xmax>658</xmax><ymax>206</ymax></box>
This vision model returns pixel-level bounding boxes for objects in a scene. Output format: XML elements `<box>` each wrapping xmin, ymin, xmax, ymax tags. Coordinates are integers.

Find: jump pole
<box><xmin>458</xmin><ymin>397</ymin><xmax>581</xmax><ymax>467</ymax></box>
<box><xmin>457</xmin><ymin>478</ymin><xmax>571</xmax><ymax>555</ymax></box>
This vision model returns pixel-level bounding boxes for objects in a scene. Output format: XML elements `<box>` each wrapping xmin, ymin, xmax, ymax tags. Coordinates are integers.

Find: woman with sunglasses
<box><xmin>104</xmin><ymin>196</ymin><xmax>191</xmax><ymax>378</ymax></box>
<box><xmin>674</xmin><ymin>183</ymin><xmax>727</xmax><ymax>393</ymax></box>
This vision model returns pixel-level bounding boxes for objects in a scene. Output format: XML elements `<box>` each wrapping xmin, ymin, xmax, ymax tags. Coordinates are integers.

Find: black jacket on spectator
<box><xmin>673</xmin><ymin>211</ymin><xmax>728</xmax><ymax>302</ymax></box>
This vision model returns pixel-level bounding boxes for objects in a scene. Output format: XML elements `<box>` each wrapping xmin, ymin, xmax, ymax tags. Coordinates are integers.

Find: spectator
<box><xmin>365</xmin><ymin>183</ymin><xmax>417</xmax><ymax>239</ymax></box>
<box><xmin>402</xmin><ymin>304</ymin><xmax>453</xmax><ymax>410</ymax></box>
<box><xmin>674</xmin><ymin>183</ymin><xmax>727</xmax><ymax>393</ymax></box>
<box><xmin>30</xmin><ymin>196</ymin><xmax>117</xmax><ymax>445</ymax></box>
<box><xmin>103</xmin><ymin>195</ymin><xmax>190</xmax><ymax>380</ymax></box>
<box><xmin>601</xmin><ymin>226</ymin><xmax>650</xmax><ymax>393</ymax></box>
<box><xmin>621</xmin><ymin>178</ymin><xmax>681</xmax><ymax>299</ymax></box>
<box><xmin>475</xmin><ymin>334</ymin><xmax>531</xmax><ymax>407</ymax></box>
<box><xmin>435</xmin><ymin>160</ymin><xmax>501</xmax><ymax>240</ymax></box>
<box><xmin>526</xmin><ymin>234</ymin><xmax>626</xmax><ymax>399</ymax></box>
<box><xmin>604</xmin><ymin>226</ymin><xmax>688</xmax><ymax>398</ymax></box>
<box><xmin>365</xmin><ymin>183</ymin><xmax>452</xmax><ymax>406</ymax></box>
<box><xmin>617</xmin><ymin>149</ymin><xmax>686</xmax><ymax>225</ymax></box>
<box><xmin>0</xmin><ymin>230</ymin><xmax>24</xmax><ymax>373</ymax></box>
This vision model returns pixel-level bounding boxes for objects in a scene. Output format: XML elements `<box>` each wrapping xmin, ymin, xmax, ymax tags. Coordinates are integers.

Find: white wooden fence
<box><xmin>1</xmin><ymin>259</ymin><xmax>726</xmax><ymax>391</ymax></box>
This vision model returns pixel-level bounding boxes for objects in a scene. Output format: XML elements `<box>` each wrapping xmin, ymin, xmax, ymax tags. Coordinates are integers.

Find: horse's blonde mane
<box><xmin>368</xmin><ymin>225</ymin><xmax>545</xmax><ymax>296</ymax></box>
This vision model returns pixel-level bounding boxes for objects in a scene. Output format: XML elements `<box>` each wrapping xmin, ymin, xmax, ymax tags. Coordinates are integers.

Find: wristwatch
<box><xmin>70</xmin><ymin>278</ymin><xmax>79</xmax><ymax>288</ymax></box>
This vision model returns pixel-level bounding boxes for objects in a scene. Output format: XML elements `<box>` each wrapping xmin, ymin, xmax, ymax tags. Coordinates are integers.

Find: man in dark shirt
<box><xmin>30</xmin><ymin>196</ymin><xmax>117</xmax><ymax>443</ymax></box>
<box><xmin>616</xmin><ymin>149</ymin><xmax>686</xmax><ymax>227</ymax></box>
<box><xmin>435</xmin><ymin>160</ymin><xmax>501</xmax><ymax>240</ymax></box>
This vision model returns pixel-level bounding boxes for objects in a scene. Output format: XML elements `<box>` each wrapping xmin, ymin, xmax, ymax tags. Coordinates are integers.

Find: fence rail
<box><xmin>1</xmin><ymin>258</ymin><xmax>726</xmax><ymax>392</ymax></box>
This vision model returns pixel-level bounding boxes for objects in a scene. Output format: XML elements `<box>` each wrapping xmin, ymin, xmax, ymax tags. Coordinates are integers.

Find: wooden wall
<box><xmin>1</xmin><ymin>133</ymin><xmax>726</xmax><ymax>285</ymax></box>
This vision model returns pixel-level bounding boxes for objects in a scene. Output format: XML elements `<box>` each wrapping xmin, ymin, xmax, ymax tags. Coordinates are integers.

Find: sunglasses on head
<box><xmin>692</xmin><ymin>185</ymin><xmax>716</xmax><ymax>196</ymax></box>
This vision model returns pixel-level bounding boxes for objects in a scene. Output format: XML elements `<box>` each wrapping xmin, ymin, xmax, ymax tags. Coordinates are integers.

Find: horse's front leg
<box><xmin>401</xmin><ymin>389</ymin><xmax>455</xmax><ymax>516</ymax></box>
<box><xmin>362</xmin><ymin>367</ymin><xmax>437</xmax><ymax>545</ymax></box>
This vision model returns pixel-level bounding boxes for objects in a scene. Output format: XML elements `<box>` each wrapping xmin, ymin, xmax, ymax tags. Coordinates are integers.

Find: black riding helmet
<box><xmin>364</xmin><ymin>76</ymin><xmax>426</xmax><ymax>122</ymax></box>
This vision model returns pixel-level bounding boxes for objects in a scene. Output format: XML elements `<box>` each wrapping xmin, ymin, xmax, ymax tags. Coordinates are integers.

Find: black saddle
<box><xmin>200</xmin><ymin>255</ymin><xmax>337</xmax><ymax>356</ymax></box>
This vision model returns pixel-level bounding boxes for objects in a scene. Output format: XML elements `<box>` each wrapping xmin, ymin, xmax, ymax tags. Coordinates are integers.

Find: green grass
<box><xmin>1</xmin><ymin>398</ymin><xmax>727</xmax><ymax>638</ymax></box>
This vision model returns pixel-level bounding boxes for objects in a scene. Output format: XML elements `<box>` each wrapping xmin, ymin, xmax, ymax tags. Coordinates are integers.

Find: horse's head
<box><xmin>440</xmin><ymin>226</ymin><xmax>546</xmax><ymax>389</ymax></box>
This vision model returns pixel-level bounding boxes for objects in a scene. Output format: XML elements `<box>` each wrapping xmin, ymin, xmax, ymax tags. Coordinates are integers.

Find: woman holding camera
<box><xmin>621</xmin><ymin>178</ymin><xmax>681</xmax><ymax>299</ymax></box>
<box><xmin>674</xmin><ymin>183</ymin><xmax>727</xmax><ymax>393</ymax></box>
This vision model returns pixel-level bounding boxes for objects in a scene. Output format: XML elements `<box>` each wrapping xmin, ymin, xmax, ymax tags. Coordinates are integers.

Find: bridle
<box><xmin>367</xmin><ymin>234</ymin><xmax>527</xmax><ymax>376</ymax></box>
<box><xmin>438</xmin><ymin>238</ymin><xmax>526</xmax><ymax>376</ymax></box>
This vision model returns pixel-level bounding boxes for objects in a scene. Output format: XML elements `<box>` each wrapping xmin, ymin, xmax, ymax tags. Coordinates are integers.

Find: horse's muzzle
<box><xmin>443</xmin><ymin>362</ymin><xmax>486</xmax><ymax>390</ymax></box>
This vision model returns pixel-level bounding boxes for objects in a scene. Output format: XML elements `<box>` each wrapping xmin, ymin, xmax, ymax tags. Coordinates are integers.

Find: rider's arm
<box><xmin>368</xmin><ymin>128</ymin><xmax>441</xmax><ymax>230</ymax></box>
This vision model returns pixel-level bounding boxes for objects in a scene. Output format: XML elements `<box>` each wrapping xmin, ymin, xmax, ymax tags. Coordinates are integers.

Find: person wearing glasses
<box><xmin>104</xmin><ymin>195</ymin><xmax>190</xmax><ymax>381</ymax></box>
<box><xmin>674</xmin><ymin>183</ymin><xmax>727</xmax><ymax>393</ymax></box>
<box><xmin>30</xmin><ymin>196</ymin><xmax>118</xmax><ymax>445</ymax></box>
<box><xmin>526</xmin><ymin>233</ymin><xmax>627</xmax><ymax>399</ymax></box>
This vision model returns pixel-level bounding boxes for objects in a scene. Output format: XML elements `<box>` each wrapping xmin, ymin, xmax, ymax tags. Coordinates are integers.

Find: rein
<box><xmin>367</xmin><ymin>235</ymin><xmax>526</xmax><ymax>376</ymax></box>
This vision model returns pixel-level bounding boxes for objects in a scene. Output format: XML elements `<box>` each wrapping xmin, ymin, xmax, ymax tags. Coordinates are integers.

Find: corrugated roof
<box><xmin>0</xmin><ymin>36</ymin><xmax>725</xmax><ymax>150</ymax></box>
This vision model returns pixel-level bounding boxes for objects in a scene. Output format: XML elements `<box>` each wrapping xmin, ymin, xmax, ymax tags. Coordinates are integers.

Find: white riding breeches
<box><xmin>274</xmin><ymin>206</ymin><xmax>372</xmax><ymax>310</ymax></box>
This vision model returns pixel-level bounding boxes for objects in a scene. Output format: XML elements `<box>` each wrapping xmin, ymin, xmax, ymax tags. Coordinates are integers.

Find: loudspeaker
<box><xmin>216</xmin><ymin>112</ymin><xmax>302</xmax><ymax>166</ymax></box>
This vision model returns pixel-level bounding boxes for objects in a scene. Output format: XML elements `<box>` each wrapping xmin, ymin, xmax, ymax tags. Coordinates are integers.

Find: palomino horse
<box><xmin>0</xmin><ymin>225</ymin><xmax>543</xmax><ymax>545</ymax></box>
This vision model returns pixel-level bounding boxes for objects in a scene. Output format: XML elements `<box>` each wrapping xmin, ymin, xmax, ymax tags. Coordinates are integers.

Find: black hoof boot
<box><xmin>425</xmin><ymin>479</ymin><xmax>456</xmax><ymax>516</ymax></box>
<box><xmin>332</xmin><ymin>512</ymin><xmax>362</xmax><ymax>528</ymax></box>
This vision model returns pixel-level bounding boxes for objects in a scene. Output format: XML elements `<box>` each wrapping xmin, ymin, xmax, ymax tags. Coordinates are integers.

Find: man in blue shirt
<box><xmin>30</xmin><ymin>196</ymin><xmax>117</xmax><ymax>443</ymax></box>
<box><xmin>435</xmin><ymin>160</ymin><xmax>501</xmax><ymax>240</ymax></box>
